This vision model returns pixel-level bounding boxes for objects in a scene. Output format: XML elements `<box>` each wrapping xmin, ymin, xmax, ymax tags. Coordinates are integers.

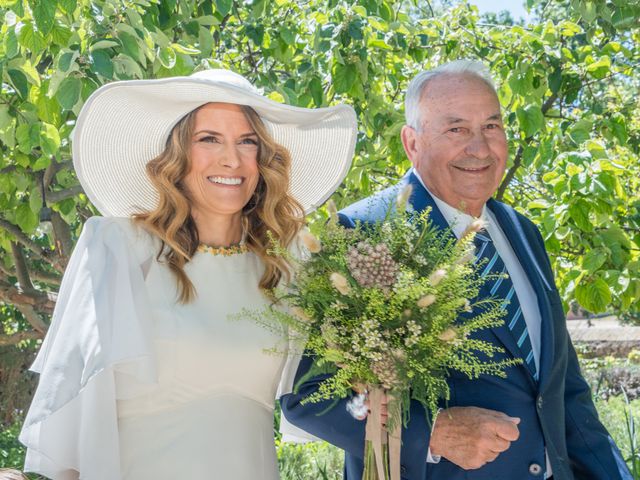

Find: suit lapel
<box><xmin>487</xmin><ymin>199</ymin><xmax>555</xmax><ymax>388</ymax></box>
<box><xmin>406</xmin><ymin>171</ymin><xmax>450</xmax><ymax>233</ymax></box>
<box><xmin>409</xmin><ymin>176</ymin><xmax>534</xmax><ymax>381</ymax></box>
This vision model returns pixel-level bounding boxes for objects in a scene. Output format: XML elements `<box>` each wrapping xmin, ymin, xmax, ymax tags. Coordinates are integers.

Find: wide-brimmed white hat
<box><xmin>72</xmin><ymin>69</ymin><xmax>358</xmax><ymax>216</ymax></box>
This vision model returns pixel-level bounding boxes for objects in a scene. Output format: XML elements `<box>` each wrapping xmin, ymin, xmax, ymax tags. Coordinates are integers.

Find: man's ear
<box><xmin>401</xmin><ymin>125</ymin><xmax>418</xmax><ymax>165</ymax></box>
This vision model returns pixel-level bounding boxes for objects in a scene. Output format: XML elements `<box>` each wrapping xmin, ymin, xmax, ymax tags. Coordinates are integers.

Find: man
<box><xmin>280</xmin><ymin>61</ymin><xmax>631</xmax><ymax>480</ymax></box>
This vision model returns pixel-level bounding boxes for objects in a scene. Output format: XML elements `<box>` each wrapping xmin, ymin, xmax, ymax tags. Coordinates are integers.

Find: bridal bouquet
<box><xmin>257</xmin><ymin>187</ymin><xmax>519</xmax><ymax>480</ymax></box>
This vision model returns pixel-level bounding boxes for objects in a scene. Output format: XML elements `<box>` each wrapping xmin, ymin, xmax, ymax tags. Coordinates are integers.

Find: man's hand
<box><xmin>429</xmin><ymin>406</ymin><xmax>520</xmax><ymax>470</ymax></box>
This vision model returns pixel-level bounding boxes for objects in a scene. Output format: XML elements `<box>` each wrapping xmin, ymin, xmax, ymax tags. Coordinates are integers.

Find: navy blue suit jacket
<box><xmin>281</xmin><ymin>171</ymin><xmax>631</xmax><ymax>480</ymax></box>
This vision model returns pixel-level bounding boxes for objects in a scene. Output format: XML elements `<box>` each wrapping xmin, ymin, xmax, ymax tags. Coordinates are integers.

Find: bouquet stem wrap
<box><xmin>363</xmin><ymin>388</ymin><xmax>402</xmax><ymax>480</ymax></box>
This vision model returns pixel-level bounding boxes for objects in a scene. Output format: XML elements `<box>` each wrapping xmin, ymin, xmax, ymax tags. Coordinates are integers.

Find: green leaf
<box><xmin>280</xmin><ymin>27</ymin><xmax>295</xmax><ymax>46</ymax></box>
<box><xmin>16</xmin><ymin>124</ymin><xmax>40</xmax><ymax>153</ymax></box>
<box><xmin>575</xmin><ymin>276</ymin><xmax>611</xmax><ymax>313</ymax></box>
<box><xmin>58</xmin><ymin>0</ymin><xmax>77</xmax><ymax>14</ymax></box>
<box><xmin>171</xmin><ymin>43</ymin><xmax>200</xmax><ymax>55</ymax></box>
<box><xmin>548</xmin><ymin>67</ymin><xmax>562</xmax><ymax>94</ymax></box>
<box><xmin>51</xmin><ymin>22</ymin><xmax>73</xmax><ymax>46</ymax></box>
<box><xmin>598</xmin><ymin>227</ymin><xmax>631</xmax><ymax>269</ymax></box>
<box><xmin>119</xmin><ymin>32</ymin><xmax>145</xmax><ymax>65</ymax></box>
<box><xmin>516</xmin><ymin>104</ymin><xmax>544</xmax><ymax>137</ymax></box>
<box><xmin>585</xmin><ymin>56</ymin><xmax>611</xmax><ymax>79</ymax></box>
<box><xmin>579</xmin><ymin>1</ymin><xmax>597</xmax><ymax>22</ymax></box>
<box><xmin>568</xmin><ymin>119</ymin><xmax>592</xmax><ymax>145</ymax></box>
<box><xmin>333</xmin><ymin>63</ymin><xmax>357</xmax><ymax>94</ymax></box>
<box><xmin>158</xmin><ymin>46</ymin><xmax>176</xmax><ymax>68</ymax></box>
<box><xmin>20</xmin><ymin>61</ymin><xmax>41</xmax><ymax>86</ymax></box>
<box><xmin>4</xmin><ymin>28</ymin><xmax>19</xmax><ymax>59</ymax></box>
<box><xmin>90</xmin><ymin>40</ymin><xmax>120</xmax><ymax>51</ymax></box>
<box><xmin>15</xmin><ymin>203</ymin><xmax>39</xmax><ymax>233</ymax></box>
<box><xmin>196</xmin><ymin>15</ymin><xmax>219</xmax><ymax>26</ymax></box>
<box><xmin>17</xmin><ymin>22</ymin><xmax>47</xmax><ymax>53</ymax></box>
<box><xmin>568</xmin><ymin>199</ymin><xmax>592</xmax><ymax>231</ymax></box>
<box><xmin>40</xmin><ymin>122</ymin><xmax>61</xmax><ymax>156</ymax></box>
<box><xmin>215</xmin><ymin>0</ymin><xmax>232</xmax><ymax>16</ymax></box>
<box><xmin>198</xmin><ymin>26</ymin><xmax>214</xmax><ymax>57</ymax></box>
<box><xmin>309</xmin><ymin>77</ymin><xmax>323</xmax><ymax>107</ymax></box>
<box><xmin>90</xmin><ymin>50</ymin><xmax>113</xmax><ymax>78</ymax></box>
<box><xmin>33</xmin><ymin>154</ymin><xmax>52</xmax><ymax>171</ymax></box>
<box><xmin>56</xmin><ymin>76</ymin><xmax>82</xmax><ymax>110</ymax></box>
<box><xmin>29</xmin><ymin>186</ymin><xmax>42</xmax><ymax>212</ymax></box>
<box><xmin>608</xmin><ymin>114</ymin><xmax>627</xmax><ymax>144</ymax></box>
<box><xmin>30</xmin><ymin>0</ymin><xmax>57</xmax><ymax>36</ymax></box>
<box><xmin>0</xmin><ymin>105</ymin><xmax>12</xmax><ymax>130</ymax></box>
<box><xmin>113</xmin><ymin>54</ymin><xmax>144</xmax><ymax>79</ymax></box>
<box><xmin>59</xmin><ymin>51</ymin><xmax>78</xmax><ymax>72</ymax></box>
<box><xmin>7</xmin><ymin>69</ymin><xmax>29</xmax><ymax>98</ymax></box>
<box><xmin>582</xmin><ymin>249</ymin><xmax>607</xmax><ymax>274</ymax></box>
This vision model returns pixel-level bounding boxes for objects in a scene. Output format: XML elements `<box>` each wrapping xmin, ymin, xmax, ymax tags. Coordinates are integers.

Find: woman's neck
<box><xmin>192</xmin><ymin>212</ymin><xmax>244</xmax><ymax>247</ymax></box>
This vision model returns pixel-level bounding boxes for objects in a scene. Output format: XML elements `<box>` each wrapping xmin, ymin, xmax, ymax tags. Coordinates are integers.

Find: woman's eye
<box><xmin>199</xmin><ymin>135</ymin><xmax>220</xmax><ymax>144</ymax></box>
<box><xmin>241</xmin><ymin>137</ymin><xmax>258</xmax><ymax>145</ymax></box>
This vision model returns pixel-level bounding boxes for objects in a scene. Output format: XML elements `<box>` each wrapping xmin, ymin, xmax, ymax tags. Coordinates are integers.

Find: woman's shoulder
<box><xmin>81</xmin><ymin>216</ymin><xmax>160</xmax><ymax>260</ymax></box>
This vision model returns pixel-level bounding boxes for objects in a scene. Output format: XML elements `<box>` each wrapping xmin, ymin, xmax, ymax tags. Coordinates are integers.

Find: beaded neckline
<box><xmin>197</xmin><ymin>243</ymin><xmax>248</xmax><ymax>256</ymax></box>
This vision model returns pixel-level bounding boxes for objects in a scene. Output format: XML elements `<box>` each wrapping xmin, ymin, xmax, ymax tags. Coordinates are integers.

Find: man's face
<box><xmin>401</xmin><ymin>74</ymin><xmax>508</xmax><ymax>217</ymax></box>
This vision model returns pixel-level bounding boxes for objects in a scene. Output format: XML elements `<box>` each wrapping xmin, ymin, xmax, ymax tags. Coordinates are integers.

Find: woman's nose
<box><xmin>218</xmin><ymin>144</ymin><xmax>241</xmax><ymax>168</ymax></box>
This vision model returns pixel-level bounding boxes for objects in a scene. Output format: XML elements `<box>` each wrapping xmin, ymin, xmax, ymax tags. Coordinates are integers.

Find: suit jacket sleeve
<box><xmin>527</xmin><ymin>221</ymin><xmax>631</xmax><ymax>480</ymax></box>
<box><xmin>280</xmin><ymin>354</ymin><xmax>431</xmax><ymax>478</ymax></box>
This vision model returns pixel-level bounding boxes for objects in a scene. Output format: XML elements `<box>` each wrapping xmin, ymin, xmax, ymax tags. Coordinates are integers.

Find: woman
<box><xmin>19</xmin><ymin>69</ymin><xmax>357</xmax><ymax>480</ymax></box>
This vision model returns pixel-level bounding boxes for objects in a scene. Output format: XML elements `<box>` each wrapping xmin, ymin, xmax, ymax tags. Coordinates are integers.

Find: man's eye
<box><xmin>486</xmin><ymin>124</ymin><xmax>501</xmax><ymax>130</ymax></box>
<box><xmin>449</xmin><ymin>127</ymin><xmax>463</xmax><ymax>133</ymax></box>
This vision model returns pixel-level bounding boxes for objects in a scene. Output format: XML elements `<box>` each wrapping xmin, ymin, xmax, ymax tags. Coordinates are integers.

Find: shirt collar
<box><xmin>411</xmin><ymin>167</ymin><xmax>488</xmax><ymax>238</ymax></box>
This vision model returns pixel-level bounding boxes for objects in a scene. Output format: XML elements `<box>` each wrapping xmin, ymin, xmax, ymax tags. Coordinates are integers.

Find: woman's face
<box><xmin>184</xmin><ymin>103</ymin><xmax>260</xmax><ymax>224</ymax></box>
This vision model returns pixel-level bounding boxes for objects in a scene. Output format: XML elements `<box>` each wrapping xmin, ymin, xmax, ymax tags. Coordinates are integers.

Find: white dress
<box><xmin>20</xmin><ymin>217</ymin><xmax>292</xmax><ymax>480</ymax></box>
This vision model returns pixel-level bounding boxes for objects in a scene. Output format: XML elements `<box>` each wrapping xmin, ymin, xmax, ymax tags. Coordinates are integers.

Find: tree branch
<box><xmin>0</xmin><ymin>217</ymin><xmax>65</xmax><ymax>273</ymax></box>
<box><xmin>11</xmin><ymin>242</ymin><xmax>34</xmax><ymax>292</ymax></box>
<box><xmin>0</xmin><ymin>280</ymin><xmax>58</xmax><ymax>315</ymax></box>
<box><xmin>496</xmin><ymin>93</ymin><xmax>559</xmax><ymax>201</ymax></box>
<box><xmin>51</xmin><ymin>211</ymin><xmax>73</xmax><ymax>264</ymax></box>
<box><xmin>0</xmin><ymin>330</ymin><xmax>43</xmax><ymax>346</ymax></box>
<box><xmin>15</xmin><ymin>304</ymin><xmax>49</xmax><ymax>334</ymax></box>
<box><xmin>46</xmin><ymin>185</ymin><xmax>84</xmax><ymax>204</ymax></box>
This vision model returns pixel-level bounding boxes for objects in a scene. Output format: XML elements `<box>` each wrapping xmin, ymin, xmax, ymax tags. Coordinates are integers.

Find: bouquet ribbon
<box><xmin>364</xmin><ymin>388</ymin><xmax>402</xmax><ymax>480</ymax></box>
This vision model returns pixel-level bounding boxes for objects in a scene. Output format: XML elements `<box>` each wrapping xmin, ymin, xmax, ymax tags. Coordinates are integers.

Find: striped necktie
<box><xmin>475</xmin><ymin>231</ymin><xmax>538</xmax><ymax>381</ymax></box>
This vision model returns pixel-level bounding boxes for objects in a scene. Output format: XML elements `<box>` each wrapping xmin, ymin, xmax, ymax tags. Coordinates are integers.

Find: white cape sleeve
<box><xmin>275</xmin><ymin>231</ymin><xmax>321</xmax><ymax>444</ymax></box>
<box><xmin>19</xmin><ymin>217</ymin><xmax>157</xmax><ymax>480</ymax></box>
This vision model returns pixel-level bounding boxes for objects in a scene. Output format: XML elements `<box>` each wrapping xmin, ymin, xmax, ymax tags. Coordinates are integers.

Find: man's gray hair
<box><xmin>405</xmin><ymin>60</ymin><xmax>497</xmax><ymax>129</ymax></box>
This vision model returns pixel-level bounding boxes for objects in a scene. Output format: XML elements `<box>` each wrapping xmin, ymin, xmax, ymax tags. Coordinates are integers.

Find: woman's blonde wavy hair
<box><xmin>134</xmin><ymin>104</ymin><xmax>304</xmax><ymax>303</ymax></box>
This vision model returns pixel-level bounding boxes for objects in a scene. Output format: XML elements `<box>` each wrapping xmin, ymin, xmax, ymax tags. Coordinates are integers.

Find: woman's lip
<box><xmin>206</xmin><ymin>175</ymin><xmax>244</xmax><ymax>185</ymax></box>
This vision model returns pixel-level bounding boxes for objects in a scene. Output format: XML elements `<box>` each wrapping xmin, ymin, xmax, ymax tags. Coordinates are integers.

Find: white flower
<box><xmin>290</xmin><ymin>306</ymin><xmax>312</xmax><ymax>323</ymax></box>
<box><xmin>326</xmin><ymin>199</ymin><xmax>339</xmax><ymax>224</ymax></box>
<box><xmin>299</xmin><ymin>229</ymin><xmax>321</xmax><ymax>253</ymax></box>
<box><xmin>330</xmin><ymin>272</ymin><xmax>351</xmax><ymax>295</ymax></box>
<box><xmin>463</xmin><ymin>299</ymin><xmax>472</xmax><ymax>312</ymax></box>
<box><xmin>396</xmin><ymin>184</ymin><xmax>413</xmax><ymax>210</ymax></box>
<box><xmin>460</xmin><ymin>218</ymin><xmax>487</xmax><ymax>240</ymax></box>
<box><xmin>438</xmin><ymin>328</ymin><xmax>457</xmax><ymax>342</ymax></box>
<box><xmin>417</xmin><ymin>294</ymin><xmax>436</xmax><ymax>308</ymax></box>
<box><xmin>428</xmin><ymin>268</ymin><xmax>447</xmax><ymax>286</ymax></box>
<box><xmin>454</xmin><ymin>249</ymin><xmax>476</xmax><ymax>265</ymax></box>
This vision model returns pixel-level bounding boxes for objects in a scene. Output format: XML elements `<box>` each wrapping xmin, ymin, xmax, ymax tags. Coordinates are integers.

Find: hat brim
<box><xmin>73</xmin><ymin>76</ymin><xmax>357</xmax><ymax>217</ymax></box>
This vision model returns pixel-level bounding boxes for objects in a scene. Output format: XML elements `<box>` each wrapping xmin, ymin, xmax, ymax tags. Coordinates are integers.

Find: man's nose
<box><xmin>465</xmin><ymin>131</ymin><xmax>491</xmax><ymax>159</ymax></box>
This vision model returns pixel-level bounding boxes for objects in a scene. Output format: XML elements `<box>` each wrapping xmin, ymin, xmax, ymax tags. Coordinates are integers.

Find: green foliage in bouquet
<box><xmin>257</xmin><ymin>193</ymin><xmax>521</xmax><ymax>430</ymax></box>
